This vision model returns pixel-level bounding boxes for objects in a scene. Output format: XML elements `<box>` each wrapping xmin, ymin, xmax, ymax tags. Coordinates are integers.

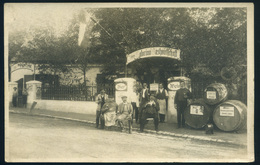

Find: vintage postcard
<box><xmin>4</xmin><ymin>3</ymin><xmax>254</xmax><ymax>162</ymax></box>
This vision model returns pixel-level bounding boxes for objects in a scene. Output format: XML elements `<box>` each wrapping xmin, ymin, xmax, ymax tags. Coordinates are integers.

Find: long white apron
<box><xmin>158</xmin><ymin>99</ymin><xmax>166</xmax><ymax>115</ymax></box>
<box><xmin>104</xmin><ymin>112</ymin><xmax>117</xmax><ymax>126</ymax></box>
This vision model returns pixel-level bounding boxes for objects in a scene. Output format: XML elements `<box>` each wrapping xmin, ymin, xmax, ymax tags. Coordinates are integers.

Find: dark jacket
<box><xmin>156</xmin><ymin>89</ymin><xmax>168</xmax><ymax>100</ymax></box>
<box><xmin>174</xmin><ymin>88</ymin><xmax>191</xmax><ymax>105</ymax></box>
<box><xmin>142</xmin><ymin>100</ymin><xmax>160</xmax><ymax>114</ymax></box>
<box><xmin>140</xmin><ymin>88</ymin><xmax>150</xmax><ymax>104</ymax></box>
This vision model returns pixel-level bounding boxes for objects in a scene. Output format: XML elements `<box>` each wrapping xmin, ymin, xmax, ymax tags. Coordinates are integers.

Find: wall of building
<box><xmin>10</xmin><ymin>62</ymin><xmax>102</xmax><ymax>85</ymax></box>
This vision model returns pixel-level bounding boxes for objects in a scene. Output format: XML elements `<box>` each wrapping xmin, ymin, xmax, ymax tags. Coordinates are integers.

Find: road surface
<box><xmin>6</xmin><ymin>113</ymin><xmax>248</xmax><ymax>162</ymax></box>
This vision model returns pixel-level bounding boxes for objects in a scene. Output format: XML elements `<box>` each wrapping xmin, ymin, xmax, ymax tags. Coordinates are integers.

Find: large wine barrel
<box><xmin>204</xmin><ymin>83</ymin><xmax>228</xmax><ymax>105</ymax></box>
<box><xmin>213</xmin><ymin>100</ymin><xmax>247</xmax><ymax>132</ymax></box>
<box><xmin>184</xmin><ymin>99</ymin><xmax>213</xmax><ymax>129</ymax></box>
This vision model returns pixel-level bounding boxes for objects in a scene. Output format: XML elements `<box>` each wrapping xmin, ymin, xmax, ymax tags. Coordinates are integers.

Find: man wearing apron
<box><xmin>156</xmin><ymin>83</ymin><xmax>168</xmax><ymax>123</ymax></box>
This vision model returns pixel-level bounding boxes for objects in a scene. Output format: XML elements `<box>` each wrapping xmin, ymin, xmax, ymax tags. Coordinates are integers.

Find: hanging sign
<box><xmin>220</xmin><ymin>106</ymin><xmax>235</xmax><ymax>116</ymax></box>
<box><xmin>150</xmin><ymin>83</ymin><xmax>159</xmax><ymax>91</ymax></box>
<box><xmin>126</xmin><ymin>47</ymin><xmax>181</xmax><ymax>65</ymax></box>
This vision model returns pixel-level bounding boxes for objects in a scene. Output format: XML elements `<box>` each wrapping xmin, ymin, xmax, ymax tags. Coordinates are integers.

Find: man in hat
<box><xmin>174</xmin><ymin>81</ymin><xmax>192</xmax><ymax>128</ymax></box>
<box><xmin>12</xmin><ymin>87</ymin><xmax>18</xmax><ymax>107</ymax></box>
<box><xmin>116</xmin><ymin>95</ymin><xmax>133</xmax><ymax>133</ymax></box>
<box><xmin>95</xmin><ymin>89</ymin><xmax>108</xmax><ymax>128</ymax></box>
<box><xmin>140</xmin><ymin>95</ymin><xmax>160</xmax><ymax>133</ymax></box>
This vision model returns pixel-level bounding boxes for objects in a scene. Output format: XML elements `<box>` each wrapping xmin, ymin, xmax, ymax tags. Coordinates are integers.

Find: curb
<box><xmin>9</xmin><ymin>110</ymin><xmax>246</xmax><ymax>147</ymax></box>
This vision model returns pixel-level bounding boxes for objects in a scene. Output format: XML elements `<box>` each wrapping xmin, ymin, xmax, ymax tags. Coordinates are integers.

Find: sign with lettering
<box><xmin>220</xmin><ymin>106</ymin><xmax>235</xmax><ymax>116</ymax></box>
<box><xmin>126</xmin><ymin>47</ymin><xmax>181</xmax><ymax>64</ymax></box>
<box><xmin>207</xmin><ymin>91</ymin><xmax>216</xmax><ymax>99</ymax></box>
<box><xmin>11</xmin><ymin>63</ymin><xmax>34</xmax><ymax>73</ymax></box>
<box><xmin>150</xmin><ymin>83</ymin><xmax>159</xmax><ymax>91</ymax></box>
<box><xmin>115</xmin><ymin>82</ymin><xmax>127</xmax><ymax>91</ymax></box>
<box><xmin>168</xmin><ymin>81</ymin><xmax>180</xmax><ymax>91</ymax></box>
<box><xmin>190</xmin><ymin>105</ymin><xmax>204</xmax><ymax>115</ymax></box>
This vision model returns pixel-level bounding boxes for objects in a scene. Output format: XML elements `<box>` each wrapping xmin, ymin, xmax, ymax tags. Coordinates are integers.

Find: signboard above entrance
<box><xmin>126</xmin><ymin>47</ymin><xmax>181</xmax><ymax>65</ymax></box>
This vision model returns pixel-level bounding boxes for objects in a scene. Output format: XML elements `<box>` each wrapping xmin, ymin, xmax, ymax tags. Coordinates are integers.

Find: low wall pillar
<box><xmin>26</xmin><ymin>80</ymin><xmax>42</xmax><ymax>108</ymax></box>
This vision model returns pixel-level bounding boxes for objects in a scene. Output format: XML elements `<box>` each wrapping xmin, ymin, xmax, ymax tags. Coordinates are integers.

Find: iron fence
<box><xmin>41</xmin><ymin>85</ymin><xmax>95</xmax><ymax>101</ymax></box>
<box><xmin>41</xmin><ymin>81</ymin><xmax>246</xmax><ymax>105</ymax></box>
<box><xmin>97</xmin><ymin>83</ymin><xmax>115</xmax><ymax>96</ymax></box>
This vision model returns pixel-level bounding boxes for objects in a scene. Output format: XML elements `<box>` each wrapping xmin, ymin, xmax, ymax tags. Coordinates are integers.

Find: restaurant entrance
<box><xmin>126</xmin><ymin>47</ymin><xmax>182</xmax><ymax>91</ymax></box>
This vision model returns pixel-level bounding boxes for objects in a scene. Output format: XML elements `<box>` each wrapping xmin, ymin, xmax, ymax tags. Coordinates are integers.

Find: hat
<box><xmin>121</xmin><ymin>95</ymin><xmax>127</xmax><ymax>98</ymax></box>
<box><xmin>13</xmin><ymin>87</ymin><xmax>17</xmax><ymax>89</ymax></box>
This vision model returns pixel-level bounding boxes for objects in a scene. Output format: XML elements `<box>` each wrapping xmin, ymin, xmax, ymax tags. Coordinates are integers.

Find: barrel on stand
<box><xmin>203</xmin><ymin>83</ymin><xmax>228</xmax><ymax>105</ymax></box>
<box><xmin>213</xmin><ymin>100</ymin><xmax>247</xmax><ymax>132</ymax></box>
<box><xmin>184</xmin><ymin>99</ymin><xmax>213</xmax><ymax>129</ymax></box>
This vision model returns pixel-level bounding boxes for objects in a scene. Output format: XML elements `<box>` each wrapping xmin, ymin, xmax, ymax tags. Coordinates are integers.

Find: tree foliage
<box><xmin>9</xmin><ymin>7</ymin><xmax>247</xmax><ymax>87</ymax></box>
<box><xmin>91</xmin><ymin>7</ymin><xmax>247</xmax><ymax>85</ymax></box>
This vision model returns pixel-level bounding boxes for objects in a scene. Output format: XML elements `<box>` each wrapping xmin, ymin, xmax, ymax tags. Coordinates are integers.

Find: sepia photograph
<box><xmin>4</xmin><ymin>3</ymin><xmax>254</xmax><ymax>162</ymax></box>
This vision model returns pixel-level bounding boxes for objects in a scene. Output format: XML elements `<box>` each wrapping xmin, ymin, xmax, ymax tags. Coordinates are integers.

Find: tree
<box><xmin>181</xmin><ymin>8</ymin><xmax>247</xmax><ymax>83</ymax></box>
<box><xmin>9</xmin><ymin>7</ymin><xmax>247</xmax><ymax>101</ymax></box>
<box><xmin>91</xmin><ymin>8</ymin><xmax>196</xmax><ymax>77</ymax></box>
<box><xmin>9</xmin><ymin>9</ymin><xmax>95</xmax><ymax>88</ymax></box>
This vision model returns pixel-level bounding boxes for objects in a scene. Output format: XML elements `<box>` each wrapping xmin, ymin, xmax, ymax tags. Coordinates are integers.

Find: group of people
<box><xmin>95</xmin><ymin>89</ymin><xmax>133</xmax><ymax>133</ymax></box>
<box><xmin>12</xmin><ymin>87</ymin><xmax>28</xmax><ymax>108</ymax></box>
<box><xmin>95</xmin><ymin>80</ymin><xmax>191</xmax><ymax>133</ymax></box>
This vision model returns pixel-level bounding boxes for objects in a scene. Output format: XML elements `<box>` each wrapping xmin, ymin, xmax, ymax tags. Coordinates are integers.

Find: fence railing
<box><xmin>41</xmin><ymin>86</ymin><xmax>95</xmax><ymax>101</ymax></box>
<box><xmin>41</xmin><ymin>83</ymin><xmax>116</xmax><ymax>101</ymax></box>
<box><xmin>41</xmin><ymin>81</ymin><xmax>246</xmax><ymax>105</ymax></box>
<box><xmin>97</xmin><ymin>83</ymin><xmax>115</xmax><ymax>96</ymax></box>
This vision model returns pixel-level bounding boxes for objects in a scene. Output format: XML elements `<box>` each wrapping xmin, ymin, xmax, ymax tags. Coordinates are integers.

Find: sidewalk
<box><xmin>9</xmin><ymin>107</ymin><xmax>247</xmax><ymax>147</ymax></box>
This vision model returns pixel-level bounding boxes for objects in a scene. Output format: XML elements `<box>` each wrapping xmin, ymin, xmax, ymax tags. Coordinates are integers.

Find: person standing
<box><xmin>12</xmin><ymin>87</ymin><xmax>18</xmax><ymax>107</ymax></box>
<box><xmin>95</xmin><ymin>89</ymin><xmax>108</xmax><ymax>128</ymax></box>
<box><xmin>139</xmin><ymin>83</ymin><xmax>150</xmax><ymax>122</ymax></box>
<box><xmin>139</xmin><ymin>83</ymin><xmax>150</xmax><ymax>107</ymax></box>
<box><xmin>131</xmin><ymin>91</ymin><xmax>140</xmax><ymax>124</ymax></box>
<box><xmin>116</xmin><ymin>96</ymin><xmax>133</xmax><ymax>133</ymax></box>
<box><xmin>174</xmin><ymin>81</ymin><xmax>192</xmax><ymax>128</ymax></box>
<box><xmin>156</xmin><ymin>83</ymin><xmax>168</xmax><ymax>123</ymax></box>
<box><xmin>22</xmin><ymin>89</ymin><xmax>28</xmax><ymax>108</ymax></box>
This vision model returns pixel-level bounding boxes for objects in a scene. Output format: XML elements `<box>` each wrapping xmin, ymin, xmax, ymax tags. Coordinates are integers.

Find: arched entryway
<box><xmin>126</xmin><ymin>47</ymin><xmax>182</xmax><ymax>88</ymax></box>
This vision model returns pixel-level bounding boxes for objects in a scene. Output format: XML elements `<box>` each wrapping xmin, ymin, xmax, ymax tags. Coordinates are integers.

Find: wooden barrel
<box><xmin>213</xmin><ymin>100</ymin><xmax>247</xmax><ymax>132</ymax></box>
<box><xmin>203</xmin><ymin>83</ymin><xmax>228</xmax><ymax>105</ymax></box>
<box><xmin>184</xmin><ymin>99</ymin><xmax>213</xmax><ymax>129</ymax></box>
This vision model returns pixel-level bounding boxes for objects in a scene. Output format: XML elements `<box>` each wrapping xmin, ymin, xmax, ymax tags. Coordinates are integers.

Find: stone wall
<box><xmin>34</xmin><ymin>100</ymin><xmax>97</xmax><ymax>115</ymax></box>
